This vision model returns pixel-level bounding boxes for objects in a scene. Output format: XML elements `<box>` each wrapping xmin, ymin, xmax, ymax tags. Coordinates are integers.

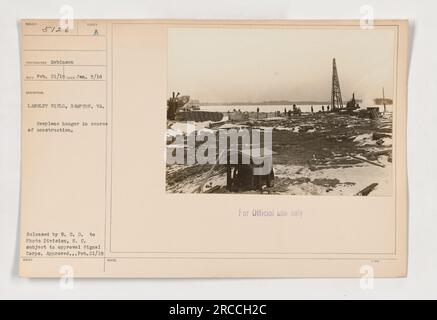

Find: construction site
<box><xmin>166</xmin><ymin>59</ymin><xmax>393</xmax><ymax>196</ymax></box>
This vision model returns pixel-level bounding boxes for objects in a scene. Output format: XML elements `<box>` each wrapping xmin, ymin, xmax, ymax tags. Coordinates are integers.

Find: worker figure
<box><xmin>322</xmin><ymin>105</ymin><xmax>325</xmax><ymax>112</ymax></box>
<box><xmin>311</xmin><ymin>106</ymin><xmax>314</xmax><ymax>113</ymax></box>
<box><xmin>327</xmin><ymin>105</ymin><xmax>330</xmax><ymax>112</ymax></box>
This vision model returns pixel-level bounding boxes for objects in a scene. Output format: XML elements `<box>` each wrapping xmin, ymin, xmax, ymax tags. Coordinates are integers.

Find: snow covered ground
<box><xmin>166</xmin><ymin>112</ymin><xmax>393</xmax><ymax>196</ymax></box>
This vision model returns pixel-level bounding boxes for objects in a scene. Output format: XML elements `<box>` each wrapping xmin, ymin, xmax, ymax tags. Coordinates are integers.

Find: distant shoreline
<box><xmin>198</xmin><ymin>103</ymin><xmax>392</xmax><ymax>114</ymax></box>
<box><xmin>201</xmin><ymin>100</ymin><xmax>362</xmax><ymax>106</ymax></box>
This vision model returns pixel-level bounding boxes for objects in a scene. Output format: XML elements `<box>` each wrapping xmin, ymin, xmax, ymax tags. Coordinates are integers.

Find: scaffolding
<box><xmin>331</xmin><ymin>58</ymin><xmax>344</xmax><ymax>110</ymax></box>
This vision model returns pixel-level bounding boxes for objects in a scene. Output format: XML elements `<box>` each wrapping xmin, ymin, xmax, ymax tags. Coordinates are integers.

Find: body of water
<box><xmin>200</xmin><ymin>104</ymin><xmax>393</xmax><ymax>113</ymax></box>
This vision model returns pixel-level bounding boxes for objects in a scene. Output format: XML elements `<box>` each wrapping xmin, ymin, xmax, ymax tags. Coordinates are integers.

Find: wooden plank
<box><xmin>356</xmin><ymin>183</ymin><xmax>378</xmax><ymax>196</ymax></box>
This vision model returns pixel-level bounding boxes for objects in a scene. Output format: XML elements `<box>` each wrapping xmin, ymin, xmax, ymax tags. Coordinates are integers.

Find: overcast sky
<box><xmin>168</xmin><ymin>27</ymin><xmax>396</xmax><ymax>105</ymax></box>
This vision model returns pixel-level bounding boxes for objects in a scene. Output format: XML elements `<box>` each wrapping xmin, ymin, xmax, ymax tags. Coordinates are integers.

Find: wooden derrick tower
<box><xmin>331</xmin><ymin>58</ymin><xmax>344</xmax><ymax>110</ymax></box>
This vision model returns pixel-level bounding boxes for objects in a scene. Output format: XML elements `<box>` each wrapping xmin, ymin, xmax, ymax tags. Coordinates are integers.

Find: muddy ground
<box><xmin>166</xmin><ymin>112</ymin><xmax>393</xmax><ymax>196</ymax></box>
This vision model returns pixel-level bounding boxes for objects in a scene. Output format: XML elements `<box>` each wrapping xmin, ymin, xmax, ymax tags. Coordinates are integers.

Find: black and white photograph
<box><xmin>166</xmin><ymin>27</ymin><xmax>395</xmax><ymax>196</ymax></box>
